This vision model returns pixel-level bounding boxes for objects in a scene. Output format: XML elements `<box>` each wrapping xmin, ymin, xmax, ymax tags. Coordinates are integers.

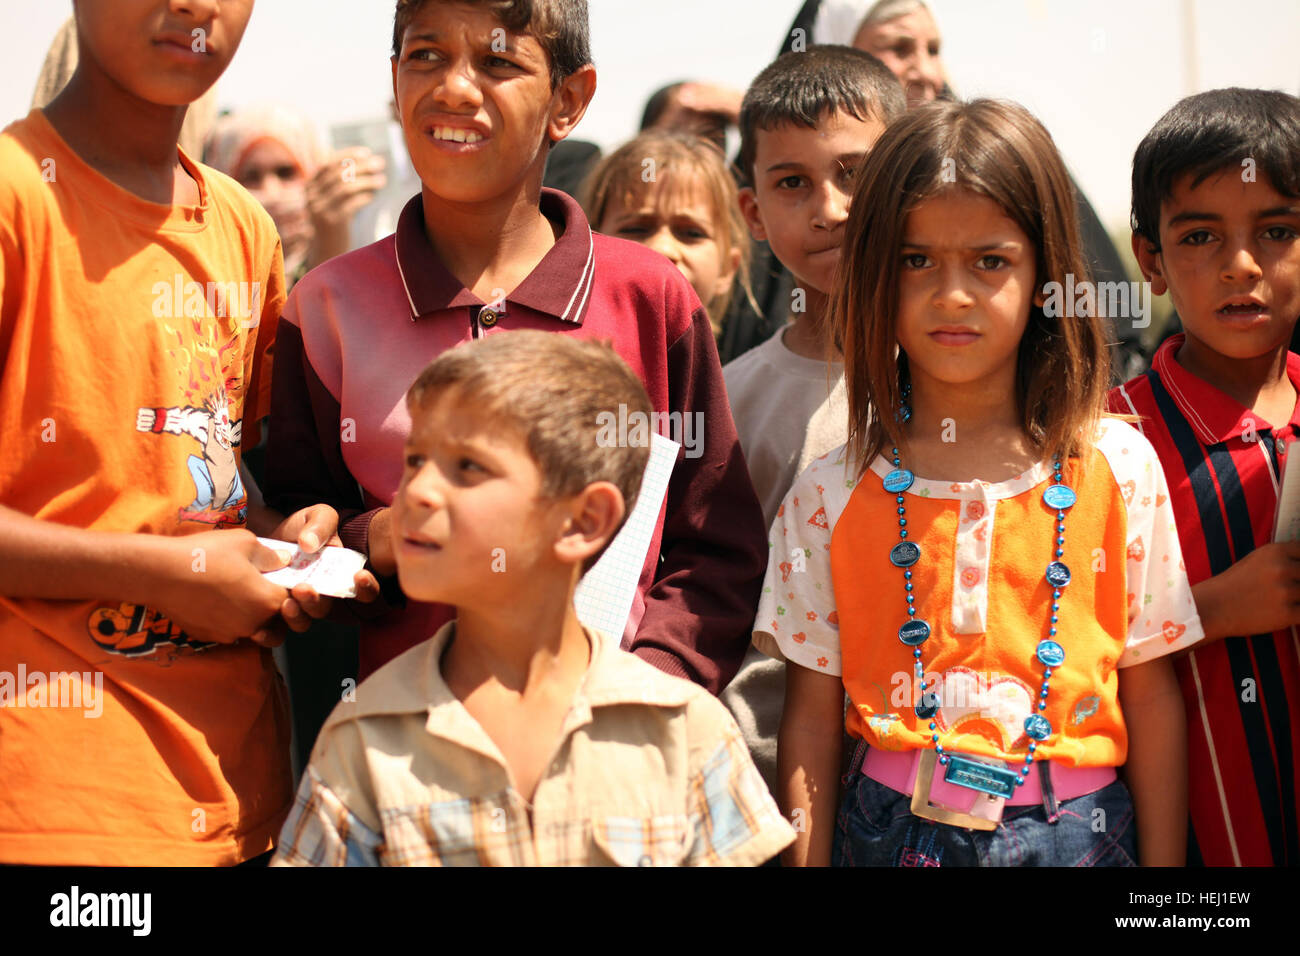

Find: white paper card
<box><xmin>257</xmin><ymin>537</ymin><xmax>367</xmax><ymax>599</ymax></box>
<box><xmin>574</xmin><ymin>432</ymin><xmax>679</xmax><ymax>639</ymax></box>
<box><xmin>1274</xmin><ymin>439</ymin><xmax>1300</xmax><ymax>542</ymax></box>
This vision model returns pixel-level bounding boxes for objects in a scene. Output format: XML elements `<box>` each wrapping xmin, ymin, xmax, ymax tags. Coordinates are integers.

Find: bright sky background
<box><xmin>2</xmin><ymin>0</ymin><xmax>1298</xmax><ymax>232</ymax></box>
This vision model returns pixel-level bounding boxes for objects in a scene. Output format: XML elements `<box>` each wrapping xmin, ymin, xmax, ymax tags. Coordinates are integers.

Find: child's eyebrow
<box><xmin>1167</xmin><ymin>206</ymin><xmax>1300</xmax><ymax>227</ymax></box>
<box><xmin>405</xmin><ymin>31</ymin><xmax>527</xmax><ymax>54</ymax></box>
<box><xmin>764</xmin><ymin>161</ymin><xmax>807</xmax><ymax>174</ymax></box>
<box><xmin>901</xmin><ymin>240</ymin><xmax>1023</xmax><ymax>252</ymax></box>
<box><xmin>1165</xmin><ymin>209</ymin><xmax>1221</xmax><ymax>227</ymax></box>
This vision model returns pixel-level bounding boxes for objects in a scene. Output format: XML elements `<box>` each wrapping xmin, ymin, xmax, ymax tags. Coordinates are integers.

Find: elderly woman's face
<box><xmin>853</xmin><ymin>9</ymin><xmax>945</xmax><ymax>109</ymax></box>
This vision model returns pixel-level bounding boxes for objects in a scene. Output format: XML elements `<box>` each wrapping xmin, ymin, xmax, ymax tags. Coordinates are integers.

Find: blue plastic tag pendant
<box><xmin>1043</xmin><ymin>484</ymin><xmax>1077</xmax><ymax>510</ymax></box>
<box><xmin>890</xmin><ymin>541</ymin><xmax>921</xmax><ymax>568</ymax></box>
<box><xmin>883</xmin><ymin>469</ymin><xmax>915</xmax><ymax>494</ymax></box>
<box><xmin>898</xmin><ymin>619</ymin><xmax>931</xmax><ymax>646</ymax></box>
<box><xmin>1045</xmin><ymin>561</ymin><xmax>1071</xmax><ymax>587</ymax></box>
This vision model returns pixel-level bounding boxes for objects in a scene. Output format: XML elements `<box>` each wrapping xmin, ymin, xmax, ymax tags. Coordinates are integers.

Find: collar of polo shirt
<box><xmin>393</xmin><ymin>188</ymin><xmax>596</xmax><ymax>326</ymax></box>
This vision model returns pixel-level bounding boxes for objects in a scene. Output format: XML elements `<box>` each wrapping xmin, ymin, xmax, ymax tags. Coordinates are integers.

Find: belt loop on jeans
<box><xmin>845</xmin><ymin>738</ymin><xmax>869</xmax><ymax>784</ymax></box>
<box><xmin>1040</xmin><ymin>760</ymin><xmax>1061</xmax><ymax>823</ymax></box>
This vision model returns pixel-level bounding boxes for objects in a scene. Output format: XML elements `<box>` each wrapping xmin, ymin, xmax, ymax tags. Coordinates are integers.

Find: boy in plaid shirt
<box><xmin>272</xmin><ymin>333</ymin><xmax>794</xmax><ymax>866</ymax></box>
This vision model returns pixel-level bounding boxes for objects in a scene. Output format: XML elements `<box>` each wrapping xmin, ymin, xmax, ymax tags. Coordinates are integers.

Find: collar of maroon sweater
<box><xmin>1152</xmin><ymin>332</ymin><xmax>1300</xmax><ymax>444</ymax></box>
<box><xmin>392</xmin><ymin>187</ymin><xmax>595</xmax><ymax>326</ymax></box>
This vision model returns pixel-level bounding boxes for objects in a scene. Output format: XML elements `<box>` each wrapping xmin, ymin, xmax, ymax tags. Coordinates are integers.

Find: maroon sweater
<box><xmin>264</xmin><ymin>189</ymin><xmax>766</xmax><ymax>692</ymax></box>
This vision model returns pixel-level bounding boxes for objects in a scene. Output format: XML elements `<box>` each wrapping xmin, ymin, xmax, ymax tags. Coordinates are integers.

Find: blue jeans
<box><xmin>833</xmin><ymin>765</ymin><xmax>1138</xmax><ymax>867</ymax></box>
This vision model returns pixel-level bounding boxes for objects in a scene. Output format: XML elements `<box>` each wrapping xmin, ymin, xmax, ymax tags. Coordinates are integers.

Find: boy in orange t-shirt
<box><xmin>0</xmin><ymin>0</ymin><xmax>370</xmax><ymax>865</ymax></box>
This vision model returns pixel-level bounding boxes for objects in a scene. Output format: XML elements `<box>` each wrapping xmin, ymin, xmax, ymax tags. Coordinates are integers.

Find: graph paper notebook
<box><xmin>574</xmin><ymin>432</ymin><xmax>679</xmax><ymax>639</ymax></box>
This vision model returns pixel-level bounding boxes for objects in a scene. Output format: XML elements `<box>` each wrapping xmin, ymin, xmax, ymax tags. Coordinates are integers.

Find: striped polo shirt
<box><xmin>1110</xmin><ymin>334</ymin><xmax>1300</xmax><ymax>866</ymax></box>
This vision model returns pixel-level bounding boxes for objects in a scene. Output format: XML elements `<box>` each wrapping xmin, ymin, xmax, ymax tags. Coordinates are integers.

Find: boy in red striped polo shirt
<box><xmin>1110</xmin><ymin>88</ymin><xmax>1300</xmax><ymax>865</ymax></box>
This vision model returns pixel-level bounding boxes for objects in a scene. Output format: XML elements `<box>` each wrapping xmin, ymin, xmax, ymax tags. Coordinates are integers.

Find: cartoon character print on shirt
<box><xmin>135</xmin><ymin>383</ymin><xmax>246</xmax><ymax>527</ymax></box>
<box><xmin>86</xmin><ymin>602</ymin><xmax>214</xmax><ymax>660</ymax></box>
<box><xmin>932</xmin><ymin>666</ymin><xmax>1035</xmax><ymax>751</ymax></box>
<box><xmin>84</xmin><ymin>311</ymin><xmax>250</xmax><ymax>660</ymax></box>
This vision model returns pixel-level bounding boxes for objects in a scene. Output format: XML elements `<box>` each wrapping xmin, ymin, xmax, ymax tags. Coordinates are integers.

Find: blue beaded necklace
<box><xmin>882</xmin><ymin>392</ymin><xmax>1077</xmax><ymax>797</ymax></box>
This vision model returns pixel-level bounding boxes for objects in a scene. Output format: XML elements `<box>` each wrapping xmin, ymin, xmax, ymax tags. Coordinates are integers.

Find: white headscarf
<box><xmin>810</xmin><ymin>0</ymin><xmax>877</xmax><ymax>45</ymax></box>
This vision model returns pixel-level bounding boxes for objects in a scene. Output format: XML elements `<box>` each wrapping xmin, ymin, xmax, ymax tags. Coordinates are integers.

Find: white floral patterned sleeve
<box><xmin>1094</xmin><ymin>419</ymin><xmax>1205</xmax><ymax>667</ymax></box>
<box><xmin>752</xmin><ymin>445</ymin><xmax>857</xmax><ymax>676</ymax></box>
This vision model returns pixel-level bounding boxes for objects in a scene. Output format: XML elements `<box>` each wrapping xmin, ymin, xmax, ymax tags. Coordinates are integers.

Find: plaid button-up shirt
<box><xmin>272</xmin><ymin>623</ymin><xmax>794</xmax><ymax>866</ymax></box>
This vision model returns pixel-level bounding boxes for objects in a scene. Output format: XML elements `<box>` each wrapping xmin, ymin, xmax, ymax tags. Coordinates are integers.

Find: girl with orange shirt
<box><xmin>757</xmin><ymin>99</ymin><xmax>1202</xmax><ymax>867</ymax></box>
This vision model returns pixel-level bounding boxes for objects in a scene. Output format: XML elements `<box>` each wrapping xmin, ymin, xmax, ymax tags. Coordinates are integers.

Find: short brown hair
<box><xmin>392</xmin><ymin>0</ymin><xmax>591</xmax><ymax>88</ymax></box>
<box><xmin>581</xmin><ymin>130</ymin><xmax>752</xmax><ymax>326</ymax></box>
<box><xmin>736</xmin><ymin>45</ymin><xmax>905</xmax><ymax>186</ymax></box>
<box><xmin>831</xmin><ymin>98</ymin><xmax>1109</xmax><ymax>472</ymax></box>
<box><xmin>405</xmin><ymin>331</ymin><xmax>651</xmax><ymax>564</ymax></box>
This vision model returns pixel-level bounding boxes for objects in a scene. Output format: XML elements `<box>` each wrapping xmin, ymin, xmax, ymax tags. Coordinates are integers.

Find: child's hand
<box><xmin>154</xmin><ymin>530</ymin><xmax>293</xmax><ymax>646</ymax></box>
<box><xmin>278</xmin><ymin>570</ymin><xmax>382</xmax><ymax>633</ymax></box>
<box><xmin>269</xmin><ymin>503</ymin><xmax>341</xmax><ymax>555</ymax></box>
<box><xmin>265</xmin><ymin>505</ymin><xmax>381</xmax><ymax>632</ymax></box>
<box><xmin>307</xmin><ymin>146</ymin><xmax>386</xmax><ymax>263</ymax></box>
<box><xmin>1192</xmin><ymin>541</ymin><xmax>1300</xmax><ymax>642</ymax></box>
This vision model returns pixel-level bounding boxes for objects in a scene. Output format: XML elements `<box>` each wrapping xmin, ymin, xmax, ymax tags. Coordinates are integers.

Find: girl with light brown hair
<box><xmin>583</xmin><ymin>130</ymin><xmax>750</xmax><ymax>341</ymax></box>
<box><xmin>754</xmin><ymin>98</ymin><xmax>1201</xmax><ymax>868</ymax></box>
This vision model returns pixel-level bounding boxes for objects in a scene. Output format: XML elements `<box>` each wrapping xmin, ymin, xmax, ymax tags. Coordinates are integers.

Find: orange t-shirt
<box><xmin>0</xmin><ymin>111</ymin><xmax>290</xmax><ymax>865</ymax></box>
<box><xmin>754</xmin><ymin>420</ymin><xmax>1203</xmax><ymax>768</ymax></box>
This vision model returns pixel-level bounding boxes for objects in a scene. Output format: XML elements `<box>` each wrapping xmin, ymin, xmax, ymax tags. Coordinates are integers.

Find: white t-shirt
<box><xmin>723</xmin><ymin>326</ymin><xmax>848</xmax><ymax>528</ymax></box>
<box><xmin>721</xmin><ymin>326</ymin><xmax>848</xmax><ymax>794</ymax></box>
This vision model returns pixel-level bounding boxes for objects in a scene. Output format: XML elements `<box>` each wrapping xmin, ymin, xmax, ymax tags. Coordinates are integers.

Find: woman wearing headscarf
<box><xmin>205</xmin><ymin>106</ymin><xmax>386</xmax><ymax>289</ymax></box>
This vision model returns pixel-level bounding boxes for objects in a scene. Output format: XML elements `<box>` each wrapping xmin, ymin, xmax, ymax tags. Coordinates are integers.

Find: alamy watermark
<box><xmin>0</xmin><ymin>665</ymin><xmax>104</xmax><ymax>718</ymax></box>
<box><xmin>1042</xmin><ymin>274</ymin><xmax>1151</xmax><ymax>329</ymax></box>
<box><xmin>50</xmin><ymin>886</ymin><xmax>150</xmax><ymax>936</ymax></box>
<box><xmin>596</xmin><ymin>404</ymin><xmax>705</xmax><ymax>459</ymax></box>
<box><xmin>152</xmin><ymin>274</ymin><xmax>262</xmax><ymax>328</ymax></box>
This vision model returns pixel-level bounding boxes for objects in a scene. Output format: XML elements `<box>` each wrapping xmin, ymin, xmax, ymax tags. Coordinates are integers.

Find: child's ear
<box><xmin>716</xmin><ymin>244</ymin><xmax>742</xmax><ymax>300</ymax></box>
<box><xmin>554</xmin><ymin>481</ymin><xmax>625</xmax><ymax>566</ymax></box>
<box><xmin>547</xmin><ymin>64</ymin><xmax>598</xmax><ymax>145</ymax></box>
<box><xmin>1130</xmin><ymin>232</ymin><xmax>1169</xmax><ymax>296</ymax></box>
<box><xmin>391</xmin><ymin>57</ymin><xmax>401</xmax><ymax>120</ymax></box>
<box><xmin>738</xmin><ymin>187</ymin><xmax>767</xmax><ymax>242</ymax></box>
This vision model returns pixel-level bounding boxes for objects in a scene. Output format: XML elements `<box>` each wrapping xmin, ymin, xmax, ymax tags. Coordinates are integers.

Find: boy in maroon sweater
<box><xmin>264</xmin><ymin>0</ymin><xmax>765</xmax><ymax>690</ymax></box>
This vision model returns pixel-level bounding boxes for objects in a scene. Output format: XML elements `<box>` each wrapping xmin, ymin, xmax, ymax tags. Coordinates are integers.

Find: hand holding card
<box><xmin>257</xmin><ymin>537</ymin><xmax>368</xmax><ymax>599</ymax></box>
